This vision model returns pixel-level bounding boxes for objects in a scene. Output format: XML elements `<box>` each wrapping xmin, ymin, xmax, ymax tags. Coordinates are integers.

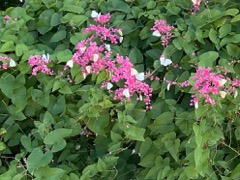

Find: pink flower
<box><xmin>28</xmin><ymin>54</ymin><xmax>53</xmax><ymax>76</ymax></box>
<box><xmin>151</xmin><ymin>20</ymin><xmax>174</xmax><ymax>46</ymax></box>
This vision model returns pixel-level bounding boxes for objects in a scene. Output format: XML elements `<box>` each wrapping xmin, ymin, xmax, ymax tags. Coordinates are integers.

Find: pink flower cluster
<box><xmin>83</xmin><ymin>25</ymin><xmax>122</xmax><ymax>44</ymax></box>
<box><xmin>93</xmin><ymin>13</ymin><xmax>111</xmax><ymax>24</ymax></box>
<box><xmin>28</xmin><ymin>54</ymin><xmax>53</xmax><ymax>76</ymax></box>
<box><xmin>0</xmin><ymin>56</ymin><xmax>16</xmax><ymax>69</ymax></box>
<box><xmin>190</xmin><ymin>67</ymin><xmax>240</xmax><ymax>107</ymax></box>
<box><xmin>151</xmin><ymin>20</ymin><xmax>174</xmax><ymax>46</ymax></box>
<box><xmin>70</xmin><ymin>12</ymin><xmax>153</xmax><ymax>109</ymax></box>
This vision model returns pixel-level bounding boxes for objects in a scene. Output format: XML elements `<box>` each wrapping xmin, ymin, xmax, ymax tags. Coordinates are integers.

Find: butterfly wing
<box><xmin>91</xmin><ymin>11</ymin><xmax>99</xmax><ymax>18</ymax></box>
<box><xmin>123</xmin><ymin>89</ymin><xmax>130</xmax><ymax>98</ymax></box>
<box><xmin>136</xmin><ymin>72</ymin><xmax>144</xmax><ymax>81</ymax></box>
<box><xmin>152</xmin><ymin>30</ymin><xmax>161</xmax><ymax>37</ymax></box>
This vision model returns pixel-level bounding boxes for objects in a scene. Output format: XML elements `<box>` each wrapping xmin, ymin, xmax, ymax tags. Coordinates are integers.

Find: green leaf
<box><xmin>97</xmin><ymin>158</ymin><xmax>107</xmax><ymax>172</ymax></box>
<box><xmin>231</xmin><ymin>14</ymin><xmax>240</xmax><ymax>23</ymax></box>
<box><xmin>111</xmin><ymin>1</ymin><xmax>131</xmax><ymax>13</ymax></box>
<box><xmin>0</xmin><ymin>41</ymin><xmax>15</xmax><ymax>52</ymax></box>
<box><xmin>50</xmin><ymin>12</ymin><xmax>62</xmax><ymax>26</ymax></box>
<box><xmin>184</xmin><ymin>166</ymin><xmax>199</xmax><ymax>179</ymax></box>
<box><xmin>148</xmin><ymin>112</ymin><xmax>175</xmax><ymax>134</ymax></box>
<box><xmin>61</xmin><ymin>14</ymin><xmax>88</xmax><ymax>26</ymax></box>
<box><xmin>224</xmin><ymin>9</ymin><xmax>239</xmax><ymax>16</ymax></box>
<box><xmin>129</xmin><ymin>47</ymin><xmax>143</xmax><ymax>64</ymax></box>
<box><xmin>20</xmin><ymin>135</ymin><xmax>32</xmax><ymax>151</ymax></box>
<box><xmin>96</xmin><ymin>71</ymin><xmax>108</xmax><ymax>84</ymax></box>
<box><xmin>166</xmin><ymin>2</ymin><xmax>181</xmax><ymax>15</ymax></box>
<box><xmin>198</xmin><ymin>51</ymin><xmax>219</xmax><ymax>67</ymax></box>
<box><xmin>26</xmin><ymin>147</ymin><xmax>53</xmax><ymax>174</ymax></box>
<box><xmin>44</xmin><ymin>128</ymin><xmax>72</xmax><ymax>152</ymax></box>
<box><xmin>56</xmin><ymin>49</ymin><xmax>72</xmax><ymax>62</ymax></box>
<box><xmin>50</xmin><ymin>30</ymin><xmax>67</xmax><ymax>43</ymax></box>
<box><xmin>123</xmin><ymin>124</ymin><xmax>145</xmax><ymax>141</ymax></box>
<box><xmin>219</xmin><ymin>24</ymin><xmax>231</xmax><ymax>38</ymax></box>
<box><xmin>15</xmin><ymin>43</ymin><xmax>28</xmax><ymax>56</ymax></box>
<box><xmin>230</xmin><ymin>163</ymin><xmax>240</xmax><ymax>179</ymax></box>
<box><xmin>0</xmin><ymin>142</ymin><xmax>6</xmax><ymax>151</ymax></box>
<box><xmin>34</xmin><ymin>166</ymin><xmax>65</xmax><ymax>180</ymax></box>
<box><xmin>60</xmin><ymin>5</ymin><xmax>84</xmax><ymax>14</ymax></box>
<box><xmin>52</xmin><ymin>95</ymin><xmax>65</xmax><ymax>114</ymax></box>
<box><xmin>162</xmin><ymin>132</ymin><xmax>179</xmax><ymax>161</ymax></box>
<box><xmin>226</xmin><ymin>44</ymin><xmax>240</xmax><ymax>58</ymax></box>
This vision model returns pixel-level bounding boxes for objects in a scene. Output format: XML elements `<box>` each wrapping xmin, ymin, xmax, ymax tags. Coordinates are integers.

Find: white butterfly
<box><xmin>86</xmin><ymin>66</ymin><xmax>91</xmax><ymax>74</ymax></box>
<box><xmin>42</xmin><ymin>53</ymin><xmax>50</xmax><ymax>63</ymax></box>
<box><xmin>123</xmin><ymin>88</ymin><xmax>130</xmax><ymax>98</ymax></box>
<box><xmin>191</xmin><ymin>0</ymin><xmax>201</xmax><ymax>5</ymax></box>
<box><xmin>219</xmin><ymin>91</ymin><xmax>227</xmax><ymax>99</ymax></box>
<box><xmin>91</xmin><ymin>11</ymin><xmax>101</xmax><ymax>19</ymax></box>
<box><xmin>218</xmin><ymin>79</ymin><xmax>227</xmax><ymax>86</ymax></box>
<box><xmin>9</xmin><ymin>59</ymin><xmax>16</xmax><ymax>67</ymax></box>
<box><xmin>107</xmin><ymin>82</ymin><xmax>113</xmax><ymax>90</ymax></box>
<box><xmin>66</xmin><ymin>60</ymin><xmax>74</xmax><ymax>68</ymax></box>
<box><xmin>160</xmin><ymin>56</ymin><xmax>172</xmax><ymax>66</ymax></box>
<box><xmin>234</xmin><ymin>90</ymin><xmax>238</xmax><ymax>98</ymax></box>
<box><xmin>93</xmin><ymin>54</ymin><xmax>99</xmax><ymax>62</ymax></box>
<box><xmin>119</xmin><ymin>37</ymin><xmax>123</xmax><ymax>43</ymax></box>
<box><xmin>152</xmin><ymin>30</ymin><xmax>161</xmax><ymax>37</ymax></box>
<box><xmin>131</xmin><ymin>68</ymin><xmax>144</xmax><ymax>81</ymax></box>
<box><xmin>105</xmin><ymin>44</ymin><xmax>111</xmax><ymax>51</ymax></box>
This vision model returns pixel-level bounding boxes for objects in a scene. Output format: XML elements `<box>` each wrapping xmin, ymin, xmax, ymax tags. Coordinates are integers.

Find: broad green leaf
<box><xmin>60</xmin><ymin>5</ymin><xmax>84</xmax><ymax>14</ymax></box>
<box><xmin>231</xmin><ymin>14</ymin><xmax>240</xmax><ymax>23</ymax></box>
<box><xmin>34</xmin><ymin>166</ymin><xmax>65</xmax><ymax>180</ymax></box>
<box><xmin>198</xmin><ymin>51</ymin><xmax>219</xmax><ymax>67</ymax></box>
<box><xmin>56</xmin><ymin>49</ymin><xmax>72</xmax><ymax>62</ymax></box>
<box><xmin>26</xmin><ymin>147</ymin><xmax>53</xmax><ymax>174</ymax></box>
<box><xmin>111</xmin><ymin>1</ymin><xmax>131</xmax><ymax>13</ymax></box>
<box><xmin>230</xmin><ymin>163</ymin><xmax>240</xmax><ymax>179</ymax></box>
<box><xmin>184</xmin><ymin>166</ymin><xmax>198</xmax><ymax>179</ymax></box>
<box><xmin>219</xmin><ymin>24</ymin><xmax>231</xmax><ymax>38</ymax></box>
<box><xmin>52</xmin><ymin>95</ymin><xmax>65</xmax><ymax>114</ymax></box>
<box><xmin>20</xmin><ymin>135</ymin><xmax>32</xmax><ymax>151</ymax></box>
<box><xmin>50</xmin><ymin>30</ymin><xmax>67</xmax><ymax>43</ymax></box>
<box><xmin>44</xmin><ymin>128</ymin><xmax>72</xmax><ymax>145</ymax></box>
<box><xmin>148</xmin><ymin>112</ymin><xmax>175</xmax><ymax>134</ymax></box>
<box><xmin>50</xmin><ymin>12</ymin><xmax>62</xmax><ymax>26</ymax></box>
<box><xmin>124</xmin><ymin>124</ymin><xmax>145</xmax><ymax>141</ymax></box>
<box><xmin>166</xmin><ymin>2</ymin><xmax>181</xmax><ymax>15</ymax></box>
<box><xmin>0</xmin><ymin>41</ymin><xmax>15</xmax><ymax>52</ymax></box>
<box><xmin>61</xmin><ymin>14</ymin><xmax>88</xmax><ymax>26</ymax></box>
<box><xmin>139</xmin><ymin>137</ymin><xmax>152</xmax><ymax>158</ymax></box>
<box><xmin>226</xmin><ymin>44</ymin><xmax>240</xmax><ymax>58</ymax></box>
<box><xmin>224</xmin><ymin>9</ymin><xmax>239</xmax><ymax>16</ymax></box>
<box><xmin>129</xmin><ymin>47</ymin><xmax>143</xmax><ymax>64</ymax></box>
<box><xmin>15</xmin><ymin>43</ymin><xmax>28</xmax><ymax>56</ymax></box>
<box><xmin>97</xmin><ymin>158</ymin><xmax>107</xmax><ymax>172</ymax></box>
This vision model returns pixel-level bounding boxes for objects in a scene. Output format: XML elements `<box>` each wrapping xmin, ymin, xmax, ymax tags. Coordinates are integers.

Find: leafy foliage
<box><xmin>0</xmin><ymin>0</ymin><xmax>240</xmax><ymax>179</ymax></box>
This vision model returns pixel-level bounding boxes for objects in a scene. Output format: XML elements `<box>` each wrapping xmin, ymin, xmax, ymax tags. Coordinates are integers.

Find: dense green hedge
<box><xmin>0</xmin><ymin>0</ymin><xmax>240</xmax><ymax>179</ymax></box>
